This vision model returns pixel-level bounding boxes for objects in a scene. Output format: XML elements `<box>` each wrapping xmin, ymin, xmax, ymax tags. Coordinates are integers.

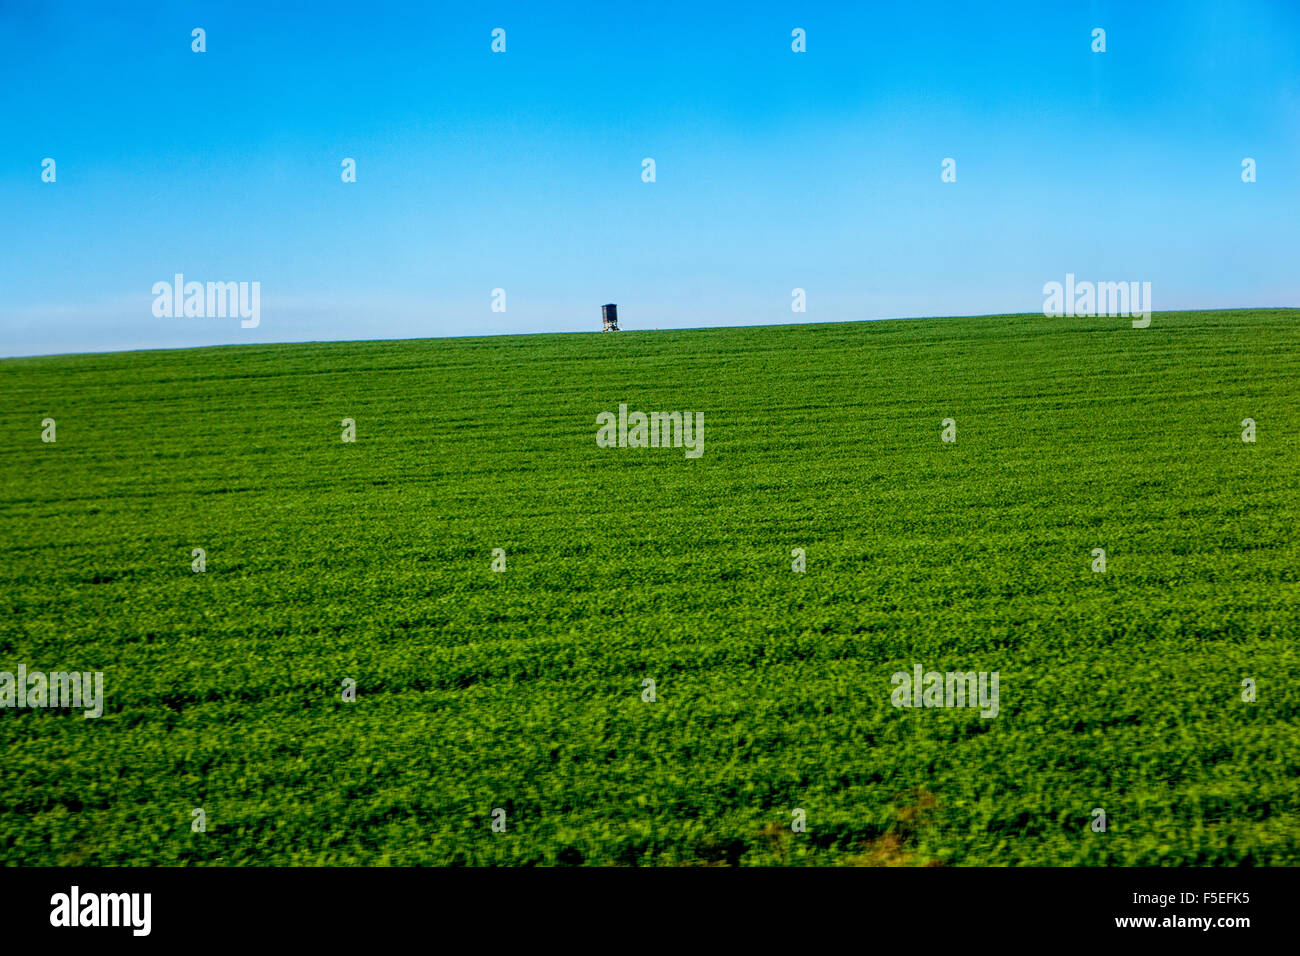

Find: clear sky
<box><xmin>2</xmin><ymin>0</ymin><xmax>1297</xmax><ymax>357</ymax></box>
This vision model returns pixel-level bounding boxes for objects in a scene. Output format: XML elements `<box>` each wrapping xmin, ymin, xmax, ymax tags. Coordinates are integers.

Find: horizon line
<box><xmin>3</xmin><ymin>306</ymin><xmax>1295</xmax><ymax>363</ymax></box>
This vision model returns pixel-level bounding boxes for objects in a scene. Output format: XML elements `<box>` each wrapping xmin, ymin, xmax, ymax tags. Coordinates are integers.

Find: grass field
<box><xmin>2</xmin><ymin>309</ymin><xmax>1298</xmax><ymax>866</ymax></box>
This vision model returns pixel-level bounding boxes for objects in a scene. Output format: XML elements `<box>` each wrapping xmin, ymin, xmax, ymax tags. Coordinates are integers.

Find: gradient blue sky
<box><xmin>2</xmin><ymin>0</ymin><xmax>1298</xmax><ymax>356</ymax></box>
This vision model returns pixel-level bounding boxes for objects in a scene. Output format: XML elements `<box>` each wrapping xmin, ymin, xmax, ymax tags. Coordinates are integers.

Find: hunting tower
<box><xmin>601</xmin><ymin>303</ymin><xmax>619</xmax><ymax>331</ymax></box>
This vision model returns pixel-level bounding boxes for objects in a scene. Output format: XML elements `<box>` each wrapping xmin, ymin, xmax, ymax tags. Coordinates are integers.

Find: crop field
<box><xmin>1</xmin><ymin>309</ymin><xmax>1298</xmax><ymax>866</ymax></box>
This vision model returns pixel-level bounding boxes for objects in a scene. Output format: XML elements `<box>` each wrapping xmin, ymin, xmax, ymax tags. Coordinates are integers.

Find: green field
<box><xmin>2</xmin><ymin>309</ymin><xmax>1298</xmax><ymax>866</ymax></box>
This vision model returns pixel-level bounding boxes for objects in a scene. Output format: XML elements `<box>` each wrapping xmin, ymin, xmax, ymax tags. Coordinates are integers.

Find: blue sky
<box><xmin>2</xmin><ymin>0</ymin><xmax>1297</xmax><ymax>356</ymax></box>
